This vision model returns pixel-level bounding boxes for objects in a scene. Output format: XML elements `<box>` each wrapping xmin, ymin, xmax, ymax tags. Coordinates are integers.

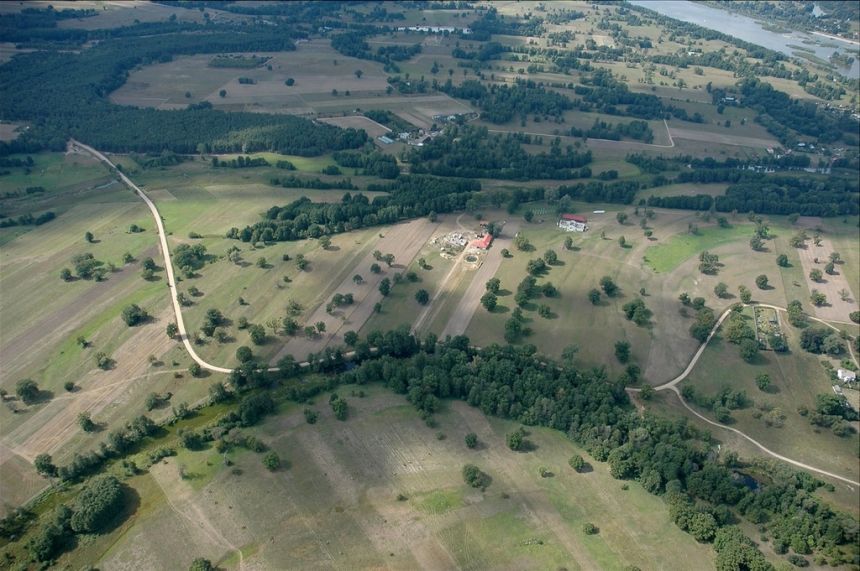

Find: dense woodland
<box><xmin>408</xmin><ymin>126</ymin><xmax>592</xmax><ymax>180</ymax></box>
<box><xmin>0</xmin><ymin>23</ymin><xmax>366</xmax><ymax>156</ymax></box>
<box><xmin>230</xmin><ymin>176</ymin><xmax>479</xmax><ymax>243</ymax></box>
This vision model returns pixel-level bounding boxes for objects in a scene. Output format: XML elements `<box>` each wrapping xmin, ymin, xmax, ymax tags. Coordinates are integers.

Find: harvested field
<box><xmin>668</xmin><ymin>126</ymin><xmax>778</xmax><ymax>149</ymax></box>
<box><xmin>0</xmin><ymin>121</ymin><xmax>25</xmax><ymax>141</ymax></box>
<box><xmin>319</xmin><ymin>115</ymin><xmax>391</xmax><ymax>139</ymax></box>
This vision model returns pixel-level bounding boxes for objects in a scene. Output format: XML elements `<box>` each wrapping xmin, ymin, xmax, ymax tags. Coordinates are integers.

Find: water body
<box><xmin>629</xmin><ymin>0</ymin><xmax>859</xmax><ymax>79</ymax></box>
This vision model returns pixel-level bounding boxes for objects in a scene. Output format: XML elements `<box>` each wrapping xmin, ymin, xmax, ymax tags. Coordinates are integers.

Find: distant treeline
<box><xmin>230</xmin><ymin>176</ymin><xmax>479</xmax><ymax>243</ymax></box>
<box><xmin>408</xmin><ymin>126</ymin><xmax>592</xmax><ymax>180</ymax></box>
<box><xmin>0</xmin><ymin>211</ymin><xmax>56</xmax><ymax>228</ymax></box>
<box><xmin>0</xmin><ymin>23</ymin><xmax>367</xmax><ymax>157</ymax></box>
<box><xmin>332</xmin><ymin>151</ymin><xmax>400</xmax><ymax>179</ymax></box>
<box><xmin>271</xmin><ymin>175</ymin><xmax>357</xmax><ymax>191</ymax></box>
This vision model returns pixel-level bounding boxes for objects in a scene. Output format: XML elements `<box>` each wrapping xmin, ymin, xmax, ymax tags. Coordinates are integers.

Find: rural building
<box><xmin>837</xmin><ymin>368</ymin><xmax>857</xmax><ymax>384</ymax></box>
<box><xmin>470</xmin><ymin>234</ymin><xmax>493</xmax><ymax>250</ymax></box>
<box><xmin>378</xmin><ymin>135</ymin><xmax>394</xmax><ymax>145</ymax></box>
<box><xmin>558</xmin><ymin>213</ymin><xmax>588</xmax><ymax>232</ymax></box>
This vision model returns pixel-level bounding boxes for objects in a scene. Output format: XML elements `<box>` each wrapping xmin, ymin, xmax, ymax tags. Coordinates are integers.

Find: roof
<box><xmin>469</xmin><ymin>234</ymin><xmax>493</xmax><ymax>249</ymax></box>
<box><xmin>561</xmin><ymin>214</ymin><xmax>587</xmax><ymax>223</ymax></box>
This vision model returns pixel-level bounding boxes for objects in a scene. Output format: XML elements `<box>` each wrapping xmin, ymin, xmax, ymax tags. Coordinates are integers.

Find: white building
<box><xmin>837</xmin><ymin>368</ymin><xmax>857</xmax><ymax>384</ymax></box>
<box><xmin>558</xmin><ymin>213</ymin><xmax>587</xmax><ymax>232</ymax></box>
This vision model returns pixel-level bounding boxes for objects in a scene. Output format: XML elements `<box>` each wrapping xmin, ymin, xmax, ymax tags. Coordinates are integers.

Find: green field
<box><xmin>643</xmin><ymin>224</ymin><xmax>752</xmax><ymax>273</ymax></box>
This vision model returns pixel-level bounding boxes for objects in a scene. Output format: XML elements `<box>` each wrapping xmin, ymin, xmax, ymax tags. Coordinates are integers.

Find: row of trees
<box><xmin>229</xmin><ymin>177</ymin><xmax>479</xmax><ymax>243</ymax></box>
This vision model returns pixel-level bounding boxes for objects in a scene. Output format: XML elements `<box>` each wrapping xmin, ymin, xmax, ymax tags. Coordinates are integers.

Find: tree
<box><xmin>543</xmin><ymin>249</ymin><xmax>558</xmax><ymax>265</ymax></box>
<box><xmin>236</xmin><ymin>346</ymin><xmax>253</xmax><ymax>362</ymax></box>
<box><xmin>564</xmin><ymin>236</ymin><xmax>573</xmax><ymax>250</ymax></box>
<box><xmin>776</xmin><ymin>254</ymin><xmax>789</xmax><ymax>267</ymax></box>
<box><xmin>810</xmin><ymin>289</ymin><xmax>827</xmax><ymax>307</ymax></box>
<box><xmin>70</xmin><ymin>475</ymin><xmax>125</xmax><ymax>533</ymax></box>
<box><xmin>755</xmin><ymin>374</ymin><xmax>771</xmax><ymax>391</ymax></box>
<box><xmin>121</xmin><ymin>304</ymin><xmax>148</xmax><ymax>326</ymax></box>
<box><xmin>506</xmin><ymin>430</ymin><xmax>524</xmax><ymax>451</ymax></box>
<box><xmin>614</xmin><ymin>340</ymin><xmax>631</xmax><ymax>363</ymax></box>
<box><xmin>714</xmin><ymin>282</ymin><xmax>728</xmax><ymax>298</ymax></box>
<box><xmin>16</xmin><ymin>379</ymin><xmax>39</xmax><ymax>404</ymax></box>
<box><xmin>538</xmin><ymin>304</ymin><xmax>551</xmax><ymax>318</ymax></box>
<box><xmin>583</xmin><ymin>523</ymin><xmax>598</xmax><ymax>535</ymax></box>
<box><xmin>809</xmin><ymin>268</ymin><xmax>823</xmax><ymax>282</ymax></box>
<box><xmin>481</xmin><ymin>292</ymin><xmax>497</xmax><ymax>311</ymax></box>
<box><xmin>830</xmin><ymin>251</ymin><xmax>841</xmax><ymax>263</ymax></box>
<box><xmin>219</xmin><ymin>89</ymin><xmax>227</xmax><ymax>98</ymax></box>
<box><xmin>599</xmin><ymin>276</ymin><xmax>618</xmax><ymax>296</ymax></box>
<box><xmin>462</xmin><ymin>464</ymin><xmax>490</xmax><ymax>490</ymax></box>
<box><xmin>486</xmin><ymin>277</ymin><xmax>500</xmax><ymax>293</ymax></box>
<box><xmin>303</xmin><ymin>408</ymin><xmax>319</xmax><ymax>424</ymax></box>
<box><xmin>640</xmin><ymin>384</ymin><xmax>655</xmax><ymax>400</ymax></box>
<box><xmin>331</xmin><ymin>396</ymin><xmax>348</xmax><ymax>420</ymax></box>
<box><xmin>352</xmin><ymin>274</ymin><xmax>363</xmax><ymax>284</ymax></box>
<box><xmin>383</xmin><ymin>253</ymin><xmax>395</xmax><ymax>267</ymax></box>
<box><xmin>588</xmin><ymin>288</ymin><xmax>601</xmax><ymax>305</ymax></box>
<box><xmin>379</xmin><ymin>278</ymin><xmax>391</xmax><ymax>296</ymax></box>
<box><xmin>739</xmin><ymin>338</ymin><xmax>758</xmax><ymax>362</ymax></box>
<box><xmin>569</xmin><ymin>454</ymin><xmax>586</xmax><ymax>472</ymax></box>
<box><xmin>465</xmin><ymin>433</ymin><xmax>478</xmax><ymax>449</ymax></box>
<box><xmin>755</xmin><ymin>274</ymin><xmax>768</xmax><ymax>289</ymax></box>
<box><xmin>189</xmin><ymin>362</ymin><xmax>202</xmax><ymax>377</ymax></box>
<box><xmin>825</xmin><ymin>261</ymin><xmax>836</xmax><ymax>275</ymax></box>
<box><xmin>749</xmin><ymin>235</ymin><xmax>763</xmax><ymax>251</ymax></box>
<box><xmin>739</xmin><ymin>286</ymin><xmax>752</xmax><ymax>304</ymax></box>
<box><xmin>354</xmin><ymin>69</ymin><xmax>363</xmax><ymax>79</ymax></box>
<box><xmin>78</xmin><ymin>412</ymin><xmax>96</xmax><ymax>432</ymax></box>
<box><xmin>523</xmin><ymin>209</ymin><xmax>534</xmax><ymax>222</ymax></box>
<box><xmin>415</xmin><ymin>289</ymin><xmax>430</xmax><ymax>305</ymax></box>
<box><xmin>315</xmin><ymin>321</ymin><xmax>326</xmax><ymax>334</ymax></box>
<box><xmin>166</xmin><ymin>322</ymin><xmax>178</xmax><ymax>339</ymax></box>
<box><xmin>616</xmin><ymin>212</ymin><xmax>628</xmax><ymax>224</ymax></box>
<box><xmin>319</xmin><ymin>235</ymin><xmax>331</xmax><ymax>250</ymax></box>
<box><xmin>256</xmin><ymin>256</ymin><xmax>268</xmax><ymax>268</ymax></box>
<box><xmin>60</xmin><ymin>267</ymin><xmax>72</xmax><ymax>281</ymax></box>
<box><xmin>34</xmin><ymin>454</ymin><xmax>57</xmax><ymax>478</ymax></box>
<box><xmin>262</xmin><ymin>451</ymin><xmax>281</xmax><ymax>471</ymax></box>
<box><xmin>618</xmin><ymin>236</ymin><xmax>626</xmax><ymax>248</ymax></box>
<box><xmin>249</xmin><ymin>324</ymin><xmax>266</xmax><ymax>345</ymax></box>
<box><xmin>344</xmin><ymin>331</ymin><xmax>359</xmax><ymax>346</ymax></box>
<box><xmin>85</xmin><ymin>231</ymin><xmax>94</xmax><ymax>243</ymax></box>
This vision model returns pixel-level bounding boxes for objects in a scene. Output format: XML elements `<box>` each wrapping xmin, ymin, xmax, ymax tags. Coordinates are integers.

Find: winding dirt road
<box><xmin>74</xmin><ymin>141</ymin><xmax>858</xmax><ymax>488</ymax></box>
<box><xmin>635</xmin><ymin>302</ymin><xmax>859</xmax><ymax>487</ymax></box>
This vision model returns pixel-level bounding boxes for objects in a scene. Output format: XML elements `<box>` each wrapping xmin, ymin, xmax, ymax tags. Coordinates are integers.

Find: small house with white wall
<box><xmin>837</xmin><ymin>369</ymin><xmax>857</xmax><ymax>384</ymax></box>
<box><xmin>558</xmin><ymin>213</ymin><xmax>587</xmax><ymax>232</ymax></box>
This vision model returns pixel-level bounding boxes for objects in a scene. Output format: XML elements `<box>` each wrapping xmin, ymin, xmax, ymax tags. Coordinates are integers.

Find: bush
<box><xmin>121</xmin><ymin>304</ymin><xmax>148</xmax><ymax>326</ymax></box>
<box><xmin>70</xmin><ymin>475</ymin><xmax>125</xmax><ymax>533</ymax></box>
<box><xmin>569</xmin><ymin>454</ymin><xmax>586</xmax><ymax>472</ymax></box>
<box><xmin>262</xmin><ymin>451</ymin><xmax>281</xmax><ymax>471</ymax></box>
<box><xmin>462</xmin><ymin>464</ymin><xmax>490</xmax><ymax>490</ymax></box>
<box><xmin>465</xmin><ymin>432</ymin><xmax>478</xmax><ymax>448</ymax></box>
<box><xmin>582</xmin><ymin>522</ymin><xmax>598</xmax><ymax>535</ymax></box>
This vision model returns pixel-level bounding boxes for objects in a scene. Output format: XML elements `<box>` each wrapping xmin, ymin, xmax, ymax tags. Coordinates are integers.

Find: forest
<box><xmin>229</xmin><ymin>176</ymin><xmax>479</xmax><ymax>243</ymax></box>
<box><xmin>0</xmin><ymin>23</ymin><xmax>367</xmax><ymax>156</ymax></box>
<box><xmin>440</xmin><ymin>79</ymin><xmax>574</xmax><ymax>123</ymax></box>
<box><xmin>407</xmin><ymin>126</ymin><xmax>592</xmax><ymax>180</ymax></box>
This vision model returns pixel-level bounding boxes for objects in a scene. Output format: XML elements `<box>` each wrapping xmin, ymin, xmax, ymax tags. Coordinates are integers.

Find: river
<box><xmin>629</xmin><ymin>0</ymin><xmax>860</xmax><ymax>79</ymax></box>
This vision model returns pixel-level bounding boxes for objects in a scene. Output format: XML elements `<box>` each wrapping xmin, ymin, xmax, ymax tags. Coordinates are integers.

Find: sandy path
<box><xmin>272</xmin><ymin>218</ymin><xmax>440</xmax><ymax>362</ymax></box>
<box><xmin>667</xmin><ymin>126</ymin><xmax>777</xmax><ymax>149</ymax></box>
<box><xmin>441</xmin><ymin>220</ymin><xmax>520</xmax><ymax>338</ymax></box>
<box><xmin>629</xmin><ymin>302</ymin><xmax>860</xmax><ymax>487</ymax></box>
<box><xmin>795</xmin><ymin>237</ymin><xmax>858</xmax><ymax>321</ymax></box>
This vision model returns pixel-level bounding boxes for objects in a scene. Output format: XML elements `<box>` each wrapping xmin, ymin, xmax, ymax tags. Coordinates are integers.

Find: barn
<box><xmin>558</xmin><ymin>213</ymin><xmax>587</xmax><ymax>232</ymax></box>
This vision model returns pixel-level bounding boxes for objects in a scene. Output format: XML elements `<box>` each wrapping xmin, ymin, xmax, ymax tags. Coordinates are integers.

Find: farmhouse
<box><xmin>558</xmin><ymin>213</ymin><xmax>588</xmax><ymax>232</ymax></box>
<box><xmin>837</xmin><ymin>368</ymin><xmax>857</xmax><ymax>384</ymax></box>
<box><xmin>469</xmin><ymin>234</ymin><xmax>493</xmax><ymax>250</ymax></box>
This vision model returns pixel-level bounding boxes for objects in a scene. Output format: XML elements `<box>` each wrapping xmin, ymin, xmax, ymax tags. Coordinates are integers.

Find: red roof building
<box><xmin>560</xmin><ymin>213</ymin><xmax>587</xmax><ymax>223</ymax></box>
<box><xmin>469</xmin><ymin>234</ymin><xmax>493</xmax><ymax>249</ymax></box>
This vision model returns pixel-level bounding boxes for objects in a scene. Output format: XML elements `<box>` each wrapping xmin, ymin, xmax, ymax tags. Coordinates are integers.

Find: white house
<box><xmin>837</xmin><ymin>368</ymin><xmax>857</xmax><ymax>384</ymax></box>
<box><xmin>558</xmin><ymin>213</ymin><xmax>587</xmax><ymax>232</ymax></box>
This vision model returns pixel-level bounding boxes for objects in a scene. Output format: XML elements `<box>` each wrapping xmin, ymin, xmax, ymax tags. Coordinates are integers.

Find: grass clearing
<box><xmin>643</xmin><ymin>224</ymin><xmax>751</xmax><ymax>273</ymax></box>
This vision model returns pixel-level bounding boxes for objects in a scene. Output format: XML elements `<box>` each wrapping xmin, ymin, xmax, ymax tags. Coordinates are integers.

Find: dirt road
<box><xmin>272</xmin><ymin>218</ymin><xmax>440</xmax><ymax>363</ymax></box>
<box><xmin>440</xmin><ymin>220</ymin><xmax>520</xmax><ymax>338</ymax></box>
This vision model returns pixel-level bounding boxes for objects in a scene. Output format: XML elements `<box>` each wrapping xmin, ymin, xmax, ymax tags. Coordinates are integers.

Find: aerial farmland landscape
<box><xmin>0</xmin><ymin>1</ymin><xmax>859</xmax><ymax>570</ymax></box>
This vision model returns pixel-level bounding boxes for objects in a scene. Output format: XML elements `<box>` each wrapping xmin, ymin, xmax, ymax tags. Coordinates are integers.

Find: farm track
<box><xmin>74</xmin><ymin>141</ymin><xmax>858</xmax><ymax>490</ymax></box>
<box><xmin>632</xmin><ymin>302</ymin><xmax>860</xmax><ymax>487</ymax></box>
